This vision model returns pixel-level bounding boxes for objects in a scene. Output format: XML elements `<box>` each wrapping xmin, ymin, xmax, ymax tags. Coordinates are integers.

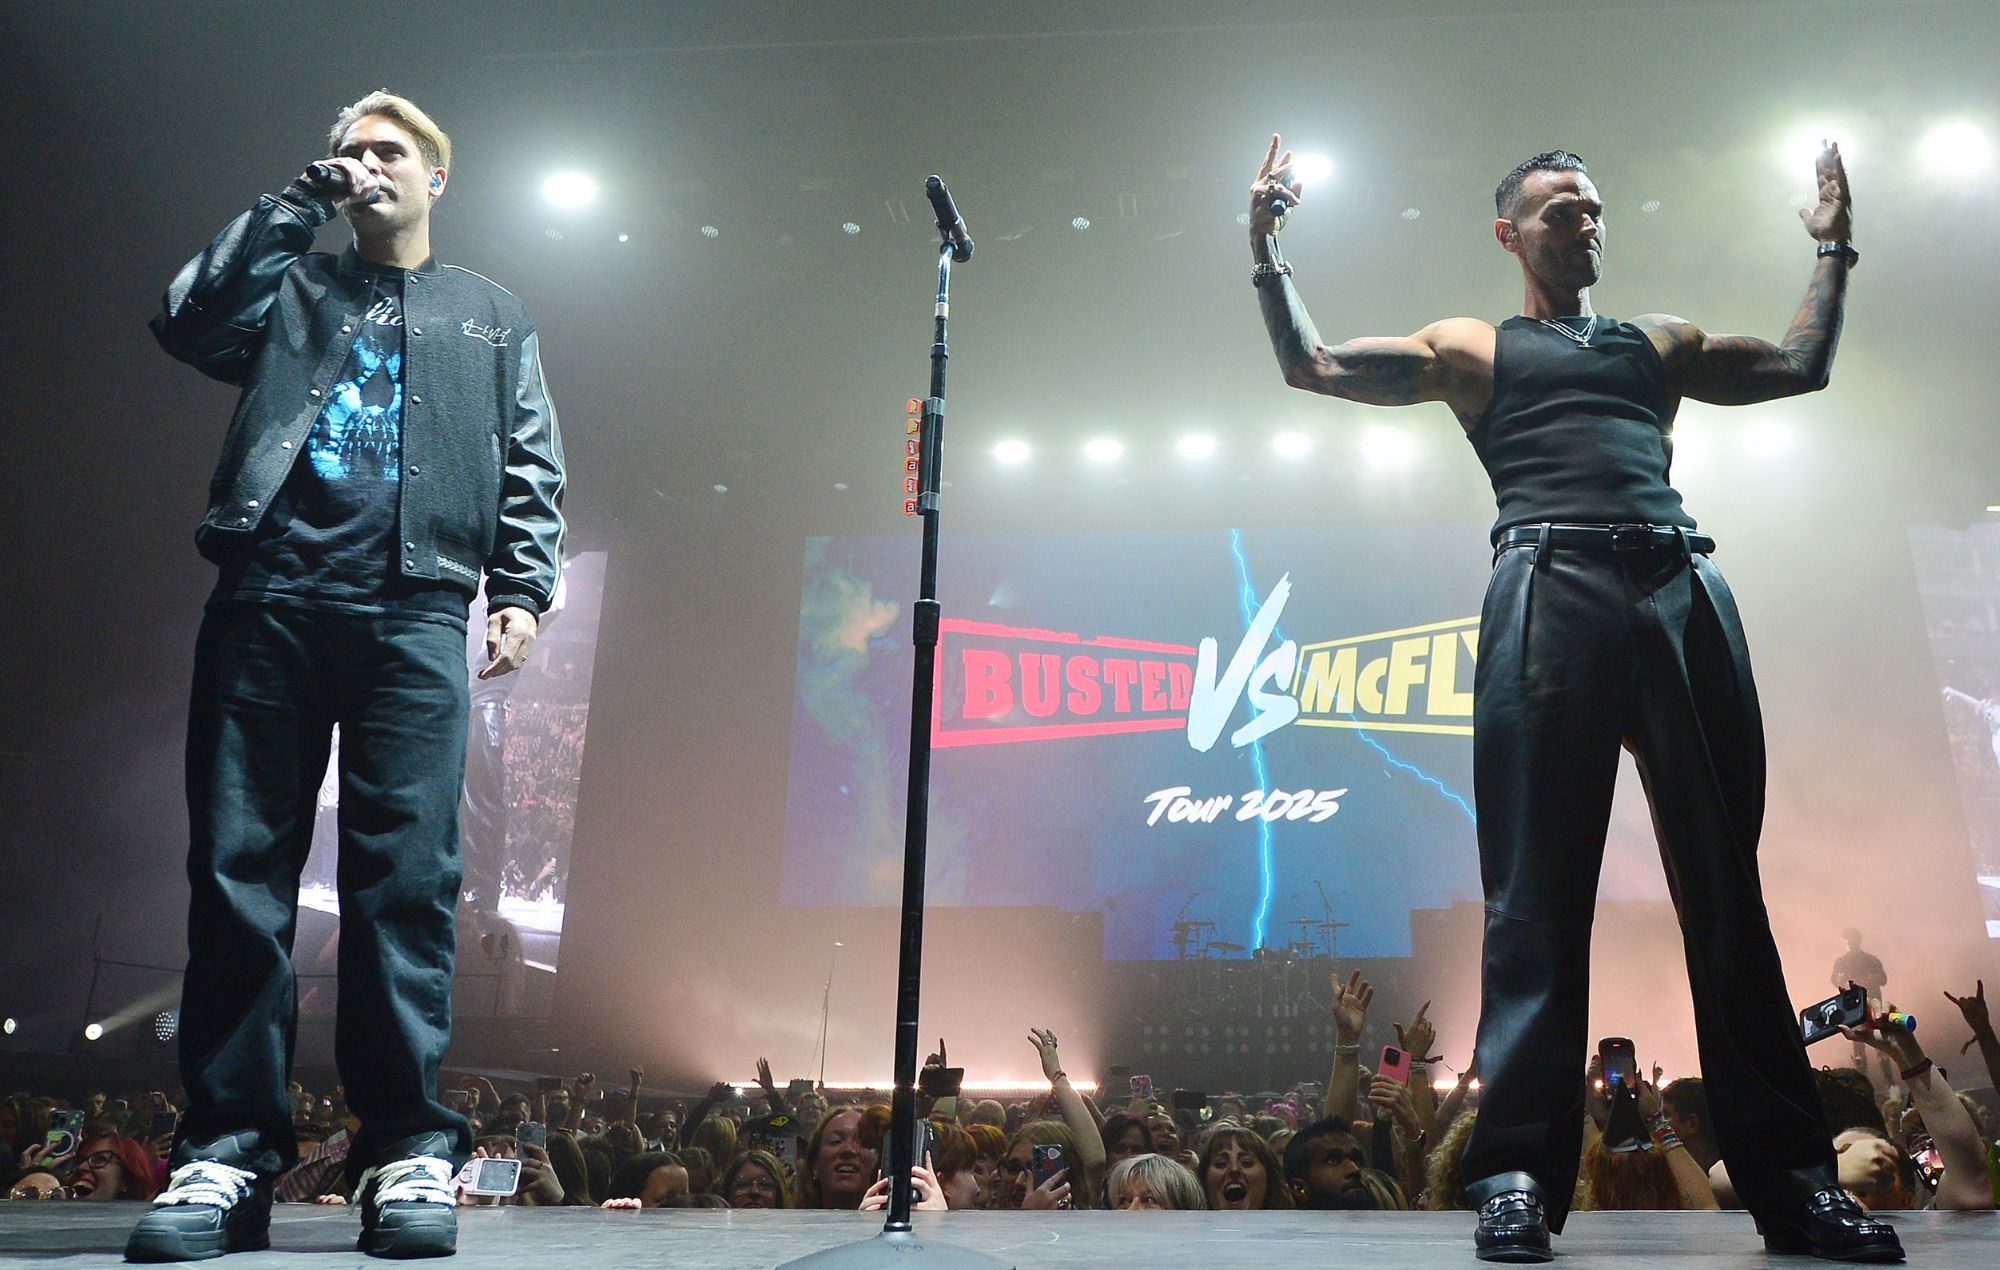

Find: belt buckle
<box><xmin>1609</xmin><ymin>524</ymin><xmax>1652</xmax><ymax>552</ymax></box>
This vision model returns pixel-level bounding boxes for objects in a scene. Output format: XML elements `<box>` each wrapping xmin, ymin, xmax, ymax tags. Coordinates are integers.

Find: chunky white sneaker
<box><xmin>355</xmin><ymin>1152</ymin><xmax>459</xmax><ymax>1258</ymax></box>
<box><xmin>125</xmin><ymin>1159</ymin><xmax>271</xmax><ymax>1262</ymax></box>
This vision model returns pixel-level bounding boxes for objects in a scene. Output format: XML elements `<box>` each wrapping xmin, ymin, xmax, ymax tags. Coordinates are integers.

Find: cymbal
<box><xmin>1207</xmin><ymin>940</ymin><xmax>1246</xmax><ymax>953</ymax></box>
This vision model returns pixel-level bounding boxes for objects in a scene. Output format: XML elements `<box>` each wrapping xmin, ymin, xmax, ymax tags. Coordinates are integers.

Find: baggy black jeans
<box><xmin>1459</xmin><ymin>541</ymin><xmax>1836</xmax><ymax>1228</ymax></box>
<box><xmin>176</xmin><ymin>600</ymin><xmax>474</xmax><ymax>1180</ymax></box>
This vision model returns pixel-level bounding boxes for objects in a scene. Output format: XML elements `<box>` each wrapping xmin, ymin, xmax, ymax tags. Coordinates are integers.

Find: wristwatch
<box><xmin>1816</xmin><ymin>240</ymin><xmax>1859</xmax><ymax>267</ymax></box>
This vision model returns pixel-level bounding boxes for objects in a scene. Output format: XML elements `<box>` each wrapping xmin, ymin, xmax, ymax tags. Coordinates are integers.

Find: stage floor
<box><xmin>2</xmin><ymin>1205</ymin><xmax>1993</xmax><ymax>1267</ymax></box>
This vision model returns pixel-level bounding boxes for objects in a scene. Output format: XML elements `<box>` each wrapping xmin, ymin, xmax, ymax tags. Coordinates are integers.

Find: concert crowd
<box><xmin>7</xmin><ymin>973</ymin><xmax>1996</xmax><ymax>1216</ymax></box>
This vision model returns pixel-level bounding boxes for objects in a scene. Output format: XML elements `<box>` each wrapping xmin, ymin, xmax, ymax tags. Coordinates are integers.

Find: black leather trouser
<box><xmin>1459</xmin><ymin>542</ymin><xmax>1835</xmax><ymax>1228</ymax></box>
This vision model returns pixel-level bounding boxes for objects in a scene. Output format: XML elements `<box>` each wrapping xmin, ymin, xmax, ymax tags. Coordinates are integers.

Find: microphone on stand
<box><xmin>924</xmin><ymin>175</ymin><xmax>973</xmax><ymax>262</ymax></box>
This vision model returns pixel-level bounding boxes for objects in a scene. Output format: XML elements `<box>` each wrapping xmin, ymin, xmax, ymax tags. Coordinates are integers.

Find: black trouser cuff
<box><xmin>1465</xmin><ymin>1170</ymin><xmax>1544</xmax><ymax>1207</ymax></box>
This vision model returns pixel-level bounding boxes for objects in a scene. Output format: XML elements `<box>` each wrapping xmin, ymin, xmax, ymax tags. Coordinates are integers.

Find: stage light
<box><xmin>1920</xmin><ymin>120</ymin><xmax>1993</xmax><ymax>177</ymax></box>
<box><xmin>153</xmin><ymin>1011</ymin><xmax>179</xmax><ymax>1042</ymax></box>
<box><xmin>1745</xmin><ymin>419</ymin><xmax>1794</xmax><ymax>458</ymax></box>
<box><xmin>1779</xmin><ymin>127</ymin><xmax>1857</xmax><ymax>174</ymax></box>
<box><xmin>1272</xmin><ymin>431</ymin><xmax>1312</xmax><ymax>459</ymax></box>
<box><xmin>1292</xmin><ymin>153</ymin><xmax>1334</xmax><ymax>188</ymax></box>
<box><xmin>712</xmin><ymin>484</ymin><xmax>728</xmax><ymax>493</ymax></box>
<box><xmin>1361</xmin><ymin>425</ymin><xmax>1416</xmax><ymax>469</ymax></box>
<box><xmin>992</xmin><ymin>439</ymin><xmax>1031</xmax><ymax>464</ymax></box>
<box><xmin>2</xmin><ymin>1017</ymin><xmax>14</xmax><ymax>1035</ymax></box>
<box><xmin>1084</xmin><ymin>437</ymin><xmax>1123</xmax><ymax>463</ymax></box>
<box><xmin>1641</xmin><ymin>199</ymin><xmax>1662</xmax><ymax>213</ymax></box>
<box><xmin>700</xmin><ymin>225</ymin><xmax>720</xmax><ymax>238</ymax></box>
<box><xmin>83</xmin><ymin>1023</ymin><xmax>104</xmax><ymax>1042</ymax></box>
<box><xmin>1071</xmin><ymin>217</ymin><xmax>1091</xmax><ymax>231</ymax></box>
<box><xmin>1177</xmin><ymin>434</ymin><xmax>1217</xmax><ymax>460</ymax></box>
<box><xmin>841</xmin><ymin>222</ymin><xmax>861</xmax><ymax>235</ymax></box>
<box><xmin>1401</xmin><ymin>207</ymin><xmax>1421</xmax><ymax>221</ymax></box>
<box><xmin>617</xmin><ymin>233</ymin><xmax>630</xmax><ymax>243</ymax></box>
<box><xmin>540</xmin><ymin>171</ymin><xmax>599</xmax><ymax>210</ymax></box>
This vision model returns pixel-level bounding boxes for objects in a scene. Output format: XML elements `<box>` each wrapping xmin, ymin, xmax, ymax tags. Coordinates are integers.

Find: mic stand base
<box><xmin>775</xmin><ymin>1228</ymin><xmax>1011</xmax><ymax>1270</ymax></box>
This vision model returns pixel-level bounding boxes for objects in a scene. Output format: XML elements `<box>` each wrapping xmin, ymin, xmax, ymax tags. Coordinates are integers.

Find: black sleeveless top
<box><xmin>1467</xmin><ymin>315</ymin><xmax>1694</xmax><ymax>543</ymax></box>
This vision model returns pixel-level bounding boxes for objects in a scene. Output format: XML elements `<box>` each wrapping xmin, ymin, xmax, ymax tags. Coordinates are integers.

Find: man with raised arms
<box><xmin>1246</xmin><ymin>135</ymin><xmax>1899</xmax><ymax>1263</ymax></box>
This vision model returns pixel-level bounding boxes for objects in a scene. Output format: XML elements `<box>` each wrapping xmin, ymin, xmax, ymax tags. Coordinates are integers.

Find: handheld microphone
<box><xmin>924</xmin><ymin>175</ymin><xmax>973</xmax><ymax>263</ymax></box>
<box><xmin>304</xmin><ymin>161</ymin><xmax>381</xmax><ymax>205</ymax></box>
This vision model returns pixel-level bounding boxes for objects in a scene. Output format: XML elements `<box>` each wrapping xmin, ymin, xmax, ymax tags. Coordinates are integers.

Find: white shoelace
<box><xmin>361</xmin><ymin>1156</ymin><xmax>457</xmax><ymax>1207</ymax></box>
<box><xmin>154</xmin><ymin>1160</ymin><xmax>259</xmax><ymax>1208</ymax></box>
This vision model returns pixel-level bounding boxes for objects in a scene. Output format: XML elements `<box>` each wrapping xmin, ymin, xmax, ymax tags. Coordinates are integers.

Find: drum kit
<box><xmin>1167</xmin><ymin>915</ymin><xmax>1350</xmax><ymax>1012</ymax></box>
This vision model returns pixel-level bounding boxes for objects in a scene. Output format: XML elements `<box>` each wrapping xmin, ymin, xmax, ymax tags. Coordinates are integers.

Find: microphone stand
<box><xmin>778</xmin><ymin>189</ymin><xmax>1004</xmax><ymax>1270</ymax></box>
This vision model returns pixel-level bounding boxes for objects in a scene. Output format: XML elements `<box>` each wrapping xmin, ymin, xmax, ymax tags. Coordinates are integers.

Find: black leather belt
<box><xmin>1495</xmin><ymin>523</ymin><xmax>1715</xmax><ymax>555</ymax></box>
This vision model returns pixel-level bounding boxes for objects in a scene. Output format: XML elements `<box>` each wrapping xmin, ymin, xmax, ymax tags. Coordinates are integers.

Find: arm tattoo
<box><xmin>1690</xmin><ymin>256</ymin><xmax>1849</xmax><ymax>403</ymax></box>
<box><xmin>1256</xmin><ymin>263</ymin><xmax>1329</xmax><ymax>390</ymax></box>
<box><xmin>1254</xmin><ymin>237</ymin><xmax>1434</xmax><ymax>404</ymax></box>
<box><xmin>1775</xmin><ymin>255</ymin><xmax>1848</xmax><ymax>390</ymax></box>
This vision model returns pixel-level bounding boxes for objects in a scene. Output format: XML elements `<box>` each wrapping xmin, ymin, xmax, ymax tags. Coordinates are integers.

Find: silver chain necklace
<box><xmin>1537</xmin><ymin>314</ymin><xmax>1599</xmax><ymax>347</ymax></box>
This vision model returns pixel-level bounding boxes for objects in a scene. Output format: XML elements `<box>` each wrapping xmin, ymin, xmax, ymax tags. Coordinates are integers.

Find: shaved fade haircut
<box><xmin>1495</xmin><ymin>150</ymin><xmax>1589</xmax><ymax>219</ymax></box>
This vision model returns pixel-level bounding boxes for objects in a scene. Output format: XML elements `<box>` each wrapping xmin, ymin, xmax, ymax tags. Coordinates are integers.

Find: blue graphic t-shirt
<box><xmin>226</xmin><ymin>266</ymin><xmax>448</xmax><ymax>613</ymax></box>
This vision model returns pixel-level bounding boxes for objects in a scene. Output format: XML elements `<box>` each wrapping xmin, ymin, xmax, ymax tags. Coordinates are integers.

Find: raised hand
<box><xmin>861</xmin><ymin>1160</ymin><xmax>949</xmax><ymax>1211</ymax></box>
<box><xmin>1249</xmin><ymin>133</ymin><xmax>1304</xmax><ymax>238</ymax></box>
<box><xmin>1022</xmin><ymin>1168</ymin><xmax>1072</xmax><ymax>1210</ymax></box>
<box><xmin>1840</xmin><ymin>1003</ymin><xmax>1925</xmax><ymax>1071</ymax></box>
<box><xmin>1028</xmin><ymin>1028</ymin><xmax>1065</xmax><ymax>1082</ymax></box>
<box><xmin>1943</xmin><ymin>980</ymin><xmax>1990</xmax><ymax>1052</ymax></box>
<box><xmin>1367</xmin><ymin>1074</ymin><xmax>1421</xmax><ymax>1136</ymax></box>
<box><xmin>1331</xmin><ymin>969</ymin><xmax>1374</xmax><ymax>1045</ymax></box>
<box><xmin>1798</xmin><ymin>141</ymin><xmax>1853</xmax><ymax>243</ymax></box>
<box><xmin>1394</xmin><ymin>1000</ymin><xmax>1435</xmax><ymax>1061</ymax></box>
<box><xmin>756</xmin><ymin>1057</ymin><xmax>777</xmax><ymax>1093</ymax></box>
<box><xmin>1584</xmin><ymin>1054</ymin><xmax>1610</xmax><ymax>1131</ymax></box>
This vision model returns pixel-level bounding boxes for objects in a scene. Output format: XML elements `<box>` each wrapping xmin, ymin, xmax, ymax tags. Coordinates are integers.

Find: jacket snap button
<box><xmin>410</xmin><ymin>465</ymin><xmax>421</xmax><ymax>475</ymax></box>
<box><xmin>406</xmin><ymin>541</ymin><xmax>417</xmax><ymax>550</ymax></box>
<box><xmin>341</xmin><ymin>325</ymin><xmax>352</xmax><ymax>334</ymax></box>
<box><xmin>411</xmin><ymin>394</ymin><xmax>423</xmax><ymax>404</ymax></box>
<box><xmin>309</xmin><ymin>388</ymin><xmax>321</xmax><ymax>397</ymax></box>
<box><xmin>412</xmin><ymin>326</ymin><xmax>423</xmax><ymax>335</ymax></box>
<box><xmin>237</xmin><ymin>517</ymin><xmax>249</xmax><ymax>525</ymax></box>
<box><xmin>247</xmin><ymin>500</ymin><xmax>259</xmax><ymax>508</ymax></box>
<box><xmin>281</xmin><ymin>440</ymin><xmax>293</xmax><ymax>449</ymax></box>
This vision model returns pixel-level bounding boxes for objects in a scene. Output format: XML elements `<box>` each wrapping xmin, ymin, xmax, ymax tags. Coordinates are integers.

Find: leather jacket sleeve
<box><xmin>149</xmin><ymin>181</ymin><xmax>336</xmax><ymax>385</ymax></box>
<box><xmin>484</xmin><ymin>329</ymin><xmax>567</xmax><ymax>615</ymax></box>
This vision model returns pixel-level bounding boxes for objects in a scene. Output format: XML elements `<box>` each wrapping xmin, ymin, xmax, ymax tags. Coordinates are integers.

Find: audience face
<box><xmin>997</xmin><ymin>1142</ymin><xmax>1038</xmax><ymax>1210</ymax></box>
<box><xmin>1106</xmin><ymin>1121</ymin><xmax>1149</xmax><ymax>1167</ymax></box>
<box><xmin>1145</xmin><ymin>1114</ymin><xmax>1181</xmax><ymax>1159</ymax></box>
<box><xmin>1112</xmin><ymin>1176</ymin><xmax>1170</xmax><ymax>1210</ymax></box>
<box><xmin>67</xmin><ymin>1139</ymin><xmax>129</xmax><ymax>1201</ymax></box>
<box><xmin>1203</xmin><ymin>1138</ymin><xmax>1268</xmax><ymax>1210</ymax></box>
<box><xmin>1291</xmin><ymin>1132</ymin><xmax>1370</xmax><ymax>1209</ymax></box>
<box><xmin>971</xmin><ymin>1155</ymin><xmax>997</xmax><ymax>1207</ymax></box>
<box><xmin>8</xmin><ymin>1171</ymin><xmax>66</xmax><ymax>1200</ymax></box>
<box><xmin>725</xmin><ymin>1160</ymin><xmax>782</xmax><ymax>1209</ymax></box>
<box><xmin>812</xmin><ymin>1109</ymin><xmax>875</xmax><ymax>1208</ymax></box>
<box><xmin>941</xmin><ymin>1165</ymin><xmax>981</xmax><ymax>1211</ymax></box>
<box><xmin>638</xmin><ymin>1163</ymin><xmax>691</xmax><ymax>1207</ymax></box>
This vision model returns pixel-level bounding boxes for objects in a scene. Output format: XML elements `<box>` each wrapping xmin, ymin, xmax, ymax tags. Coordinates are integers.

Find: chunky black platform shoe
<box><xmin>1759</xmin><ymin>1188</ymin><xmax>1904</xmax><ymax>1263</ymax></box>
<box><xmin>354</xmin><ymin>1134</ymin><xmax>460</xmax><ymax>1259</ymax></box>
<box><xmin>1469</xmin><ymin>1171</ymin><xmax>1555</xmax><ymax>1263</ymax></box>
<box><xmin>124</xmin><ymin>1159</ymin><xmax>271</xmax><ymax>1262</ymax></box>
